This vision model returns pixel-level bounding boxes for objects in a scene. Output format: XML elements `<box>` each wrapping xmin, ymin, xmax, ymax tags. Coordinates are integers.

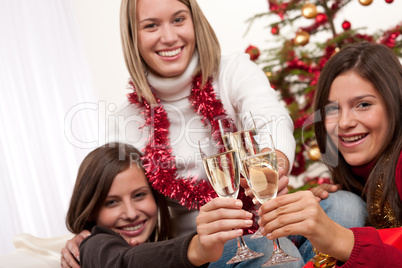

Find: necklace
<box><xmin>370</xmin><ymin>156</ymin><xmax>401</xmax><ymax>228</ymax></box>
<box><xmin>127</xmin><ymin>73</ymin><xmax>254</xmax><ymax>217</ymax></box>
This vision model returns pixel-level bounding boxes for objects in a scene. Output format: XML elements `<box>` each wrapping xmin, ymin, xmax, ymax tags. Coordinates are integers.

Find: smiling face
<box><xmin>324</xmin><ymin>71</ymin><xmax>390</xmax><ymax>166</ymax></box>
<box><xmin>95</xmin><ymin>165</ymin><xmax>158</xmax><ymax>245</ymax></box>
<box><xmin>136</xmin><ymin>0</ymin><xmax>195</xmax><ymax>78</ymax></box>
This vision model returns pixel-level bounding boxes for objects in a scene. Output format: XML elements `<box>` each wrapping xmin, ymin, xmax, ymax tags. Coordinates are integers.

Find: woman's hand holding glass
<box><xmin>198</xmin><ymin>137</ymin><xmax>264</xmax><ymax>264</ymax></box>
<box><xmin>190</xmin><ymin>198</ymin><xmax>254</xmax><ymax>265</ymax></box>
<box><xmin>257</xmin><ymin>190</ymin><xmax>355</xmax><ymax>263</ymax></box>
<box><xmin>236</xmin><ymin>128</ymin><xmax>299</xmax><ymax>266</ymax></box>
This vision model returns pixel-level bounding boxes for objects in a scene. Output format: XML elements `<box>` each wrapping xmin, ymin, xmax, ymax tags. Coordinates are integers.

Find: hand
<box><xmin>277</xmin><ymin>168</ymin><xmax>289</xmax><ymax>196</ymax></box>
<box><xmin>241</xmin><ymin>167</ymin><xmax>289</xmax><ymax>203</ymax></box>
<box><xmin>187</xmin><ymin>198</ymin><xmax>253</xmax><ymax>266</ymax></box>
<box><xmin>310</xmin><ymin>183</ymin><xmax>341</xmax><ymax>201</ymax></box>
<box><xmin>257</xmin><ymin>191</ymin><xmax>354</xmax><ymax>261</ymax></box>
<box><xmin>275</xmin><ymin>150</ymin><xmax>289</xmax><ymax>176</ymax></box>
<box><xmin>60</xmin><ymin>230</ymin><xmax>90</xmax><ymax>268</ymax></box>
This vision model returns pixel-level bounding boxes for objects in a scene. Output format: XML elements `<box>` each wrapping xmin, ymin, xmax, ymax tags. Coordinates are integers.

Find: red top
<box><xmin>337</xmin><ymin>150</ymin><xmax>402</xmax><ymax>268</ymax></box>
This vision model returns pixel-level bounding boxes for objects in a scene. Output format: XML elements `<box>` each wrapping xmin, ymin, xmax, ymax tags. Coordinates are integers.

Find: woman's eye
<box><xmin>105</xmin><ymin>200</ymin><xmax>117</xmax><ymax>207</ymax></box>
<box><xmin>144</xmin><ymin>23</ymin><xmax>157</xmax><ymax>29</ymax></box>
<box><xmin>357</xmin><ymin>102</ymin><xmax>371</xmax><ymax>109</ymax></box>
<box><xmin>325</xmin><ymin>105</ymin><xmax>338</xmax><ymax>115</ymax></box>
<box><xmin>174</xmin><ymin>17</ymin><xmax>184</xmax><ymax>23</ymax></box>
<box><xmin>133</xmin><ymin>192</ymin><xmax>146</xmax><ymax>199</ymax></box>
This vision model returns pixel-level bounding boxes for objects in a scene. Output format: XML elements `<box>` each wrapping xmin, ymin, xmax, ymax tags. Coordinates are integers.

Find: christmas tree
<box><xmin>245</xmin><ymin>0</ymin><xmax>402</xmax><ymax>187</ymax></box>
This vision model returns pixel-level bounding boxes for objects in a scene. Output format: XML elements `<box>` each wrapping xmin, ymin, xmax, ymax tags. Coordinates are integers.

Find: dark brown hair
<box><xmin>66</xmin><ymin>143</ymin><xmax>174</xmax><ymax>241</ymax></box>
<box><xmin>313</xmin><ymin>41</ymin><xmax>402</xmax><ymax>225</ymax></box>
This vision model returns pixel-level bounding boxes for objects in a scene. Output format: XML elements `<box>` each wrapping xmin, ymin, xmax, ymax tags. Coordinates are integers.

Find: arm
<box><xmin>337</xmin><ymin>227</ymin><xmax>402</xmax><ymax>268</ymax></box>
<box><xmin>80</xmin><ymin>227</ymin><xmax>203</xmax><ymax>268</ymax></box>
<box><xmin>80</xmin><ymin>198</ymin><xmax>253</xmax><ymax>267</ymax></box>
<box><xmin>218</xmin><ymin>53</ymin><xmax>296</xmax><ymax>174</ymax></box>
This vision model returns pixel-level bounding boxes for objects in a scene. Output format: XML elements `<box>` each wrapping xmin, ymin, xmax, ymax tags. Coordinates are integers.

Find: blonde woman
<box><xmin>62</xmin><ymin>0</ymin><xmax>300</xmax><ymax>267</ymax></box>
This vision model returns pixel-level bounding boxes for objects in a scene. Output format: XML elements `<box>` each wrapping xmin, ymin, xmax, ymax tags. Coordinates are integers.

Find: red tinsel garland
<box><xmin>127</xmin><ymin>74</ymin><xmax>256</xmax><ymax>233</ymax></box>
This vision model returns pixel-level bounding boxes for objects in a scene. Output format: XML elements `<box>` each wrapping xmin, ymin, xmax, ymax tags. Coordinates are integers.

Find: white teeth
<box><xmin>121</xmin><ymin>223</ymin><xmax>143</xmax><ymax>232</ymax></box>
<box><xmin>158</xmin><ymin>48</ymin><xmax>181</xmax><ymax>57</ymax></box>
<box><xmin>341</xmin><ymin>135</ymin><xmax>365</xmax><ymax>142</ymax></box>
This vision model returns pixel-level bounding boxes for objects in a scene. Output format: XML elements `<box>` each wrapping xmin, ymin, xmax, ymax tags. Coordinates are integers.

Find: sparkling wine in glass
<box><xmin>199</xmin><ymin>137</ymin><xmax>264</xmax><ymax>264</ymax></box>
<box><xmin>218</xmin><ymin>112</ymin><xmax>262</xmax><ymax>239</ymax></box>
<box><xmin>242</xmin><ymin>134</ymin><xmax>299</xmax><ymax>266</ymax></box>
<box><xmin>218</xmin><ymin>112</ymin><xmax>258</xmax><ymax>178</ymax></box>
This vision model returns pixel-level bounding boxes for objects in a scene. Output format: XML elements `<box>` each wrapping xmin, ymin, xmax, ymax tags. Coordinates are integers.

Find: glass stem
<box><xmin>237</xmin><ymin>236</ymin><xmax>248</xmax><ymax>249</ymax></box>
<box><xmin>272</xmin><ymin>238</ymin><xmax>284</xmax><ymax>254</ymax></box>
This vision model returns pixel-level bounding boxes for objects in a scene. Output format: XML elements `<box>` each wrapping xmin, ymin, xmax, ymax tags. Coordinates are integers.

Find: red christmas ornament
<box><xmin>268</xmin><ymin>0</ymin><xmax>290</xmax><ymax>20</ymax></box>
<box><xmin>331</xmin><ymin>2</ymin><xmax>339</xmax><ymax>10</ymax></box>
<box><xmin>315</xmin><ymin>13</ymin><xmax>327</xmax><ymax>23</ymax></box>
<box><xmin>342</xmin><ymin>20</ymin><xmax>351</xmax><ymax>30</ymax></box>
<box><xmin>385</xmin><ymin>0</ymin><xmax>393</xmax><ymax>3</ymax></box>
<box><xmin>271</xmin><ymin>25</ymin><xmax>280</xmax><ymax>35</ymax></box>
<box><xmin>245</xmin><ymin>45</ymin><xmax>261</xmax><ymax>61</ymax></box>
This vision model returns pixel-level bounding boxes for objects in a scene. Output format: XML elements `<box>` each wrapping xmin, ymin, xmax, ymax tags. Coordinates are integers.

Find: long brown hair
<box><xmin>66</xmin><ymin>143</ymin><xmax>174</xmax><ymax>241</ymax></box>
<box><xmin>120</xmin><ymin>0</ymin><xmax>221</xmax><ymax>104</ymax></box>
<box><xmin>313</xmin><ymin>42</ymin><xmax>402</xmax><ymax>225</ymax></box>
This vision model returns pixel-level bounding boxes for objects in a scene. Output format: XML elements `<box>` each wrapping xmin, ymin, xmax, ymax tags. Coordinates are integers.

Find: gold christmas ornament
<box><xmin>302</xmin><ymin>2</ymin><xmax>318</xmax><ymax>19</ymax></box>
<box><xmin>308</xmin><ymin>144</ymin><xmax>321</xmax><ymax>161</ymax></box>
<box><xmin>332</xmin><ymin>47</ymin><xmax>340</xmax><ymax>56</ymax></box>
<box><xmin>294</xmin><ymin>30</ymin><xmax>310</xmax><ymax>46</ymax></box>
<box><xmin>311</xmin><ymin>248</ymin><xmax>336</xmax><ymax>268</ymax></box>
<box><xmin>359</xmin><ymin>0</ymin><xmax>373</xmax><ymax>6</ymax></box>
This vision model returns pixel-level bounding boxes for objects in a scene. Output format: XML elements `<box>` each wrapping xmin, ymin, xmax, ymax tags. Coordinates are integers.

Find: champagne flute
<box><xmin>218</xmin><ymin>112</ymin><xmax>261</xmax><ymax>239</ymax></box>
<box><xmin>218</xmin><ymin>112</ymin><xmax>258</xmax><ymax>178</ymax></box>
<box><xmin>242</xmin><ymin>133</ymin><xmax>299</xmax><ymax>266</ymax></box>
<box><xmin>198</xmin><ymin>137</ymin><xmax>264</xmax><ymax>264</ymax></box>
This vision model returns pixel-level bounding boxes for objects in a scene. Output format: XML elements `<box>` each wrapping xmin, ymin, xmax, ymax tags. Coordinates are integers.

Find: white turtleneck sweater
<box><xmin>108</xmin><ymin>51</ymin><xmax>295</xmax><ymax>237</ymax></box>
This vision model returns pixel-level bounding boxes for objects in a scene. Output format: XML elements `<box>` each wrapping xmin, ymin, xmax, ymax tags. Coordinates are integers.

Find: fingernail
<box><xmin>245</xmin><ymin>189</ymin><xmax>251</xmax><ymax>196</ymax></box>
<box><xmin>266</xmin><ymin>233</ymin><xmax>272</xmax><ymax>238</ymax></box>
<box><xmin>259</xmin><ymin>227</ymin><xmax>266</xmax><ymax>236</ymax></box>
<box><xmin>235</xmin><ymin>200</ymin><xmax>242</xmax><ymax>207</ymax></box>
<box><xmin>246</xmin><ymin>212</ymin><xmax>253</xmax><ymax>218</ymax></box>
<box><xmin>76</xmin><ymin>255</ymin><xmax>80</xmax><ymax>262</ymax></box>
<box><xmin>252</xmin><ymin>198</ymin><xmax>258</xmax><ymax>205</ymax></box>
<box><xmin>245</xmin><ymin>220</ymin><xmax>253</xmax><ymax>226</ymax></box>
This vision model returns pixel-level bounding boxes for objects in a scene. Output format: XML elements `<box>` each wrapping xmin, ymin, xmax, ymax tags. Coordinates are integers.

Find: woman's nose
<box><xmin>338</xmin><ymin>109</ymin><xmax>357</xmax><ymax>129</ymax></box>
<box><xmin>160</xmin><ymin>25</ymin><xmax>178</xmax><ymax>44</ymax></box>
<box><xmin>122</xmin><ymin>202</ymin><xmax>138</xmax><ymax>220</ymax></box>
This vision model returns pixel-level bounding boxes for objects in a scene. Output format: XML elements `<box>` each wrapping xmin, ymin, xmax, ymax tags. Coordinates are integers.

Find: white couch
<box><xmin>0</xmin><ymin>233</ymin><xmax>74</xmax><ymax>268</ymax></box>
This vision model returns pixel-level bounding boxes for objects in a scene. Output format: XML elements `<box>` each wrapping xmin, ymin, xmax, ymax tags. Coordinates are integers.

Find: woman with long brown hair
<box><xmin>65</xmin><ymin>143</ymin><xmax>257</xmax><ymax>267</ymax></box>
<box><xmin>258</xmin><ymin>42</ymin><xmax>402</xmax><ymax>267</ymax></box>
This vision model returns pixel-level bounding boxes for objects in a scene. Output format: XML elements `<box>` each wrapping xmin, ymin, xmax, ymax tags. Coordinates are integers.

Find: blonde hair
<box><xmin>120</xmin><ymin>0</ymin><xmax>221</xmax><ymax>104</ymax></box>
